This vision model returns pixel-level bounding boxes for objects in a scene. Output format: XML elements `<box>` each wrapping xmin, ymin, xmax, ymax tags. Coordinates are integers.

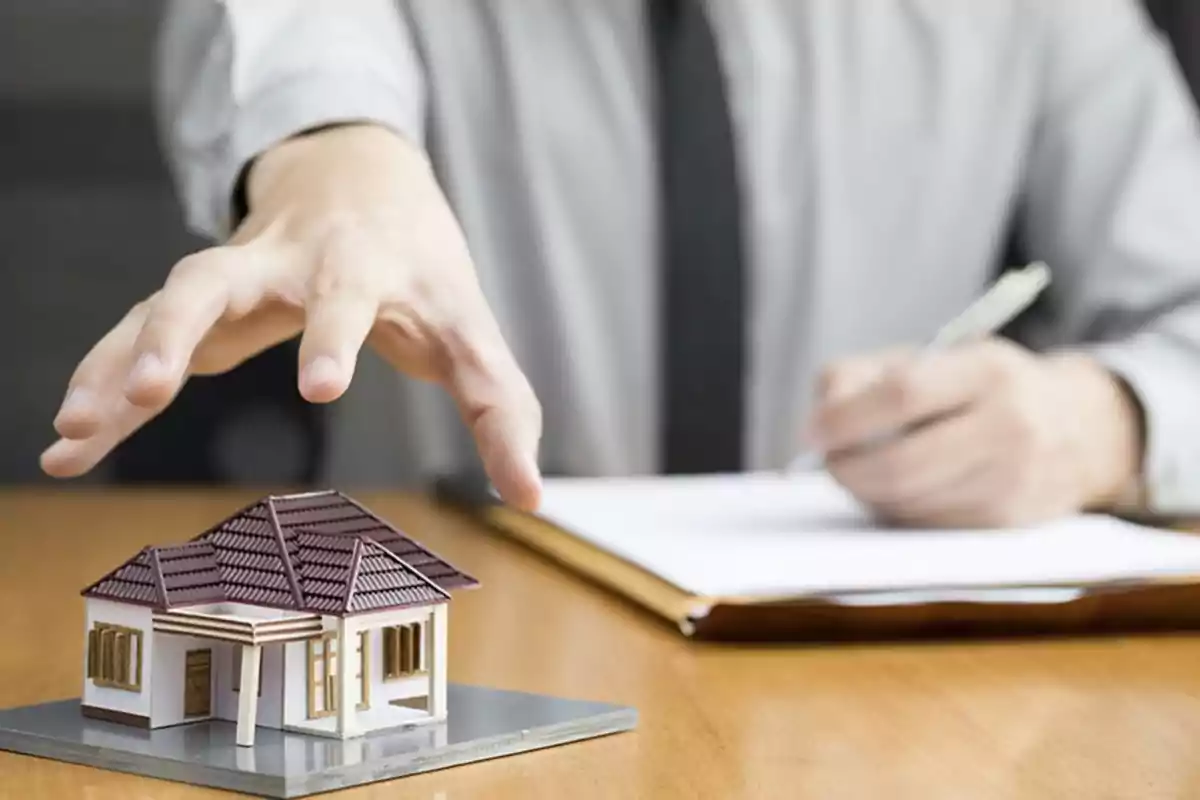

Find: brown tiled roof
<box><xmin>82</xmin><ymin>491</ymin><xmax>477</xmax><ymax>615</ymax></box>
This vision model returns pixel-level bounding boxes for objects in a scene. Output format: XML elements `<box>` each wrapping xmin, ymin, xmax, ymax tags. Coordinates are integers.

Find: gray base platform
<box><xmin>0</xmin><ymin>684</ymin><xmax>637</xmax><ymax>798</ymax></box>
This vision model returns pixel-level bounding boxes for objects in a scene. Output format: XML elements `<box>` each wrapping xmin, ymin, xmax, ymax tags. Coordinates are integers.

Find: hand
<box><xmin>41</xmin><ymin>124</ymin><xmax>543</xmax><ymax>510</ymax></box>
<box><xmin>805</xmin><ymin>339</ymin><xmax>1143</xmax><ymax>527</ymax></box>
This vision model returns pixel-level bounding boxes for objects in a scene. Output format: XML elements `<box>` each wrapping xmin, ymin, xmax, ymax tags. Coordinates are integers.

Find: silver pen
<box><xmin>785</xmin><ymin>261</ymin><xmax>1052</xmax><ymax>473</ymax></box>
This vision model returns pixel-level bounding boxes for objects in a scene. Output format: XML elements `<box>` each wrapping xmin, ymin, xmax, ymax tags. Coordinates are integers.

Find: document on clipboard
<box><xmin>435</xmin><ymin>470</ymin><xmax>1200</xmax><ymax>640</ymax></box>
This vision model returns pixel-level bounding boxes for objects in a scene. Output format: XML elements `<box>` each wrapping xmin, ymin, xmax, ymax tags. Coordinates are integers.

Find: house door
<box><xmin>184</xmin><ymin>649</ymin><xmax>212</xmax><ymax>717</ymax></box>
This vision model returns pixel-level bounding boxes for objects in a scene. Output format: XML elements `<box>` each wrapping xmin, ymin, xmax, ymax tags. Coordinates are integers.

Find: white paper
<box><xmin>822</xmin><ymin>587</ymin><xmax>1085</xmax><ymax>606</ymax></box>
<box><xmin>534</xmin><ymin>471</ymin><xmax>1200</xmax><ymax>603</ymax></box>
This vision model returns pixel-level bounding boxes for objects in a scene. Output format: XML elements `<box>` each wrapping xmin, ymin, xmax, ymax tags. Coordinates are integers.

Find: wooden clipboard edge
<box><xmin>476</xmin><ymin>504</ymin><xmax>717</xmax><ymax>633</ymax></box>
<box><xmin>457</xmin><ymin>498</ymin><xmax>1200</xmax><ymax>640</ymax></box>
<box><xmin>691</xmin><ymin>580</ymin><xmax>1200</xmax><ymax>642</ymax></box>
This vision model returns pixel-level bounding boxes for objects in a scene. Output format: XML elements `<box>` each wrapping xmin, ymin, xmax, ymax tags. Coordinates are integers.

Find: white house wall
<box><xmin>82</xmin><ymin>598</ymin><xmax>153</xmax><ymax>719</ymax></box>
<box><xmin>367</xmin><ymin>629</ymin><xmax>429</xmax><ymax>706</ymax></box>
<box><xmin>351</xmin><ymin>606</ymin><xmax>434</xmax><ymax>630</ymax></box>
<box><xmin>282</xmin><ymin>605</ymin><xmax>448</xmax><ymax>737</ymax></box>
<box><xmin>371</xmin><ymin>665</ymin><xmax>427</xmax><ymax>704</ymax></box>
<box><xmin>350</xmin><ymin>607</ymin><xmax>439</xmax><ymax>711</ymax></box>
<box><xmin>286</xmin><ymin>699</ymin><xmax>430</xmax><ymax>738</ymax></box>
<box><xmin>150</xmin><ymin>632</ymin><xmax>215</xmax><ymax>728</ymax></box>
<box><xmin>280</xmin><ymin>720</ymin><xmax>448</xmax><ymax>761</ymax></box>
<box><xmin>213</xmin><ymin>641</ymin><xmax>286</xmax><ymax>730</ymax></box>
<box><xmin>282</xmin><ymin>639</ymin><xmax>309</xmax><ymax>728</ymax></box>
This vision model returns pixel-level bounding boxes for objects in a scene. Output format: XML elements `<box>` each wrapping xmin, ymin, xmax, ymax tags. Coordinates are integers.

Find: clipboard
<box><xmin>431</xmin><ymin>473</ymin><xmax>1200</xmax><ymax>642</ymax></box>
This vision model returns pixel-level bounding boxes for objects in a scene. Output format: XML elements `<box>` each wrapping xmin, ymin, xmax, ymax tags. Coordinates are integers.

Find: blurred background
<box><xmin>0</xmin><ymin>0</ymin><xmax>1197</xmax><ymax>488</ymax></box>
<box><xmin>0</xmin><ymin>0</ymin><xmax>324</xmax><ymax>487</ymax></box>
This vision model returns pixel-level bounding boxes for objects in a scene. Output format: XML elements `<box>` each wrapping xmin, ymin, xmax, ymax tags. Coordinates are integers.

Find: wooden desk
<box><xmin>3</xmin><ymin>489</ymin><xmax>1200</xmax><ymax>799</ymax></box>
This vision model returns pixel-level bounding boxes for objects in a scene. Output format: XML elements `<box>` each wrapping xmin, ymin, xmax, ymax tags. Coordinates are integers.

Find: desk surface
<box><xmin>3</xmin><ymin>489</ymin><xmax>1200</xmax><ymax>799</ymax></box>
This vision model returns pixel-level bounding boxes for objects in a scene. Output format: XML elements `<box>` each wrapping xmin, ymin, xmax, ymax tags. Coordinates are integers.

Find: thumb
<box><xmin>805</xmin><ymin>347</ymin><xmax>914</xmax><ymax>447</ymax></box>
<box><xmin>815</xmin><ymin>347</ymin><xmax>915</xmax><ymax>404</ymax></box>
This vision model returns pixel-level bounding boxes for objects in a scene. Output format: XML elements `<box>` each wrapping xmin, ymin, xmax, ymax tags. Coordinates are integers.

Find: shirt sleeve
<box><xmin>154</xmin><ymin>0</ymin><xmax>426</xmax><ymax>241</ymax></box>
<box><xmin>1016</xmin><ymin>0</ymin><xmax>1200</xmax><ymax>516</ymax></box>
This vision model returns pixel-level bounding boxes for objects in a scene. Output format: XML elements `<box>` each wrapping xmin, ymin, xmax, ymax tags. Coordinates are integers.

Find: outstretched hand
<box><xmin>41</xmin><ymin>124</ymin><xmax>543</xmax><ymax>510</ymax></box>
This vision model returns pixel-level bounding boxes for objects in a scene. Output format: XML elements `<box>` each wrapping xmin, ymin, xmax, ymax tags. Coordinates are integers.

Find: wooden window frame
<box><xmin>86</xmin><ymin>622</ymin><xmax>143</xmax><ymax>693</ymax></box>
<box><xmin>356</xmin><ymin>630</ymin><xmax>370</xmax><ymax>711</ymax></box>
<box><xmin>306</xmin><ymin>633</ymin><xmax>338</xmax><ymax>720</ymax></box>
<box><xmin>382</xmin><ymin>622</ymin><xmax>425</xmax><ymax>681</ymax></box>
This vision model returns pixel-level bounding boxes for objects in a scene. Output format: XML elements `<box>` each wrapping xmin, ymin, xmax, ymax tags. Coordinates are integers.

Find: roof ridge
<box><xmin>79</xmin><ymin>545</ymin><xmax>154</xmax><ymax>599</ymax></box>
<box><xmin>147</xmin><ymin>546</ymin><xmax>169</xmax><ymax>609</ymax></box>
<box><xmin>185</xmin><ymin>495</ymin><xmax>272</xmax><ymax>544</ymax></box>
<box><xmin>358</xmin><ymin>537</ymin><xmax>451</xmax><ymax>602</ymax></box>
<box><xmin>338</xmin><ymin>492</ymin><xmax>477</xmax><ymax>587</ymax></box>
<box><xmin>268</xmin><ymin>489</ymin><xmax>340</xmax><ymax>501</ymax></box>
<box><xmin>266</xmin><ymin>497</ymin><xmax>305</xmax><ymax>610</ymax></box>
<box><xmin>292</xmin><ymin>526</ymin><xmax>371</xmax><ymax>540</ymax></box>
<box><xmin>340</xmin><ymin>537</ymin><xmax>366</xmax><ymax>614</ymax></box>
<box><xmin>156</xmin><ymin>540</ymin><xmax>216</xmax><ymax>553</ymax></box>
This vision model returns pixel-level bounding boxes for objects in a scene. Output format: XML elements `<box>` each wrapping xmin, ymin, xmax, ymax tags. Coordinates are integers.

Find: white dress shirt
<box><xmin>156</xmin><ymin>0</ymin><xmax>1200</xmax><ymax>513</ymax></box>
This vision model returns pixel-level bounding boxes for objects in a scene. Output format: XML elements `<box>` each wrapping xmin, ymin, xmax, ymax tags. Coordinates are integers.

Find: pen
<box><xmin>785</xmin><ymin>261</ymin><xmax>1052</xmax><ymax>473</ymax></box>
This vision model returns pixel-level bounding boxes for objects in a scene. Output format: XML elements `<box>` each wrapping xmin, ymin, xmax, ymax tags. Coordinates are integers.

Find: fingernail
<box><xmin>515</xmin><ymin>453</ymin><xmax>544</xmax><ymax>510</ymax></box>
<box><xmin>523</xmin><ymin>451</ymin><xmax>543</xmax><ymax>482</ymax></box>
<box><xmin>57</xmin><ymin>388</ymin><xmax>93</xmax><ymax>419</ymax></box>
<box><xmin>301</xmin><ymin>356</ymin><xmax>342</xmax><ymax>392</ymax></box>
<box><xmin>127</xmin><ymin>353</ymin><xmax>167</xmax><ymax>389</ymax></box>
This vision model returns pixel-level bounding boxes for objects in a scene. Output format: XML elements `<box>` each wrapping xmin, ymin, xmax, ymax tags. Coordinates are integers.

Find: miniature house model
<box><xmin>79</xmin><ymin>491</ymin><xmax>478</xmax><ymax>747</ymax></box>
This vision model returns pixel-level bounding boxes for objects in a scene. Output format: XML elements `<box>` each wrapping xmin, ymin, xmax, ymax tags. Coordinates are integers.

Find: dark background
<box><xmin>0</xmin><ymin>0</ymin><xmax>1196</xmax><ymax>486</ymax></box>
<box><xmin>0</xmin><ymin>0</ymin><xmax>324</xmax><ymax>486</ymax></box>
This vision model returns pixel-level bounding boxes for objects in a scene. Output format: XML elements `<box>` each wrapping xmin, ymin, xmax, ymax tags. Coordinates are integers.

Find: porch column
<box><xmin>429</xmin><ymin>605</ymin><xmax>448</xmax><ymax>719</ymax></box>
<box><xmin>235</xmin><ymin>644</ymin><xmax>261</xmax><ymax>747</ymax></box>
<box><xmin>336</xmin><ymin>618</ymin><xmax>359</xmax><ymax>738</ymax></box>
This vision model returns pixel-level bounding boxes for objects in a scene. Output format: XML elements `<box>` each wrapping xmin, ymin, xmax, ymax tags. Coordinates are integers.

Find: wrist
<box><xmin>1048</xmin><ymin>352</ymin><xmax>1144</xmax><ymax>512</ymax></box>
<box><xmin>242</xmin><ymin>123</ymin><xmax>431</xmax><ymax>229</ymax></box>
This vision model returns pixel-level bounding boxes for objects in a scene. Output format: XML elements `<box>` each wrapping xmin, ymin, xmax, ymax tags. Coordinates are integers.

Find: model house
<box><xmin>79</xmin><ymin>490</ymin><xmax>478</xmax><ymax>747</ymax></box>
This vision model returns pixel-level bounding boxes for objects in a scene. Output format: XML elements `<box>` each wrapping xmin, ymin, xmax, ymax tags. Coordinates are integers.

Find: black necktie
<box><xmin>649</xmin><ymin>0</ymin><xmax>748</xmax><ymax>474</ymax></box>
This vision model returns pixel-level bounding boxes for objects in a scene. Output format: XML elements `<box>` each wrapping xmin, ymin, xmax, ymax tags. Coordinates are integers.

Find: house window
<box><xmin>86</xmin><ymin>622</ymin><xmax>143</xmax><ymax>693</ymax></box>
<box><xmin>232</xmin><ymin>647</ymin><xmax>263</xmax><ymax>696</ymax></box>
<box><xmin>306</xmin><ymin>633</ymin><xmax>338</xmax><ymax>719</ymax></box>
<box><xmin>382</xmin><ymin>623</ymin><xmax>424</xmax><ymax>680</ymax></box>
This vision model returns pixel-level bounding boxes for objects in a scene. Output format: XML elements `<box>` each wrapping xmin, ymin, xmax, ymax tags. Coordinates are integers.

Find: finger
<box><xmin>814</xmin><ymin>347</ymin><xmax>914</xmax><ymax>404</ymax></box>
<box><xmin>873</xmin><ymin>449</ymin><xmax>1074</xmax><ymax>529</ymax></box>
<box><xmin>871</xmin><ymin>461</ymin><xmax>1004</xmax><ymax>528</ymax></box>
<box><xmin>298</xmin><ymin>267</ymin><xmax>380</xmax><ymax>403</ymax></box>
<box><xmin>439</xmin><ymin>317</ymin><xmax>543</xmax><ymax>511</ymax></box>
<box><xmin>880</xmin><ymin>467</ymin><xmax>1073</xmax><ymax>528</ymax></box>
<box><xmin>190</xmin><ymin>301</ymin><xmax>306</xmax><ymax>376</ymax></box>
<box><xmin>54</xmin><ymin>302</ymin><xmax>151</xmax><ymax>440</ymax></box>
<box><xmin>812</xmin><ymin>341</ymin><xmax>1017</xmax><ymax>453</ymax></box>
<box><xmin>803</xmin><ymin>348</ymin><xmax>912</xmax><ymax>447</ymax></box>
<box><xmin>885</xmin><ymin>457</ymin><xmax>1079</xmax><ymax>529</ymax></box>
<box><xmin>125</xmin><ymin>249</ymin><xmax>237</xmax><ymax>409</ymax></box>
<box><xmin>826</xmin><ymin>404</ymin><xmax>997</xmax><ymax>507</ymax></box>
<box><xmin>41</xmin><ymin>396</ymin><xmax>162</xmax><ymax>479</ymax></box>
